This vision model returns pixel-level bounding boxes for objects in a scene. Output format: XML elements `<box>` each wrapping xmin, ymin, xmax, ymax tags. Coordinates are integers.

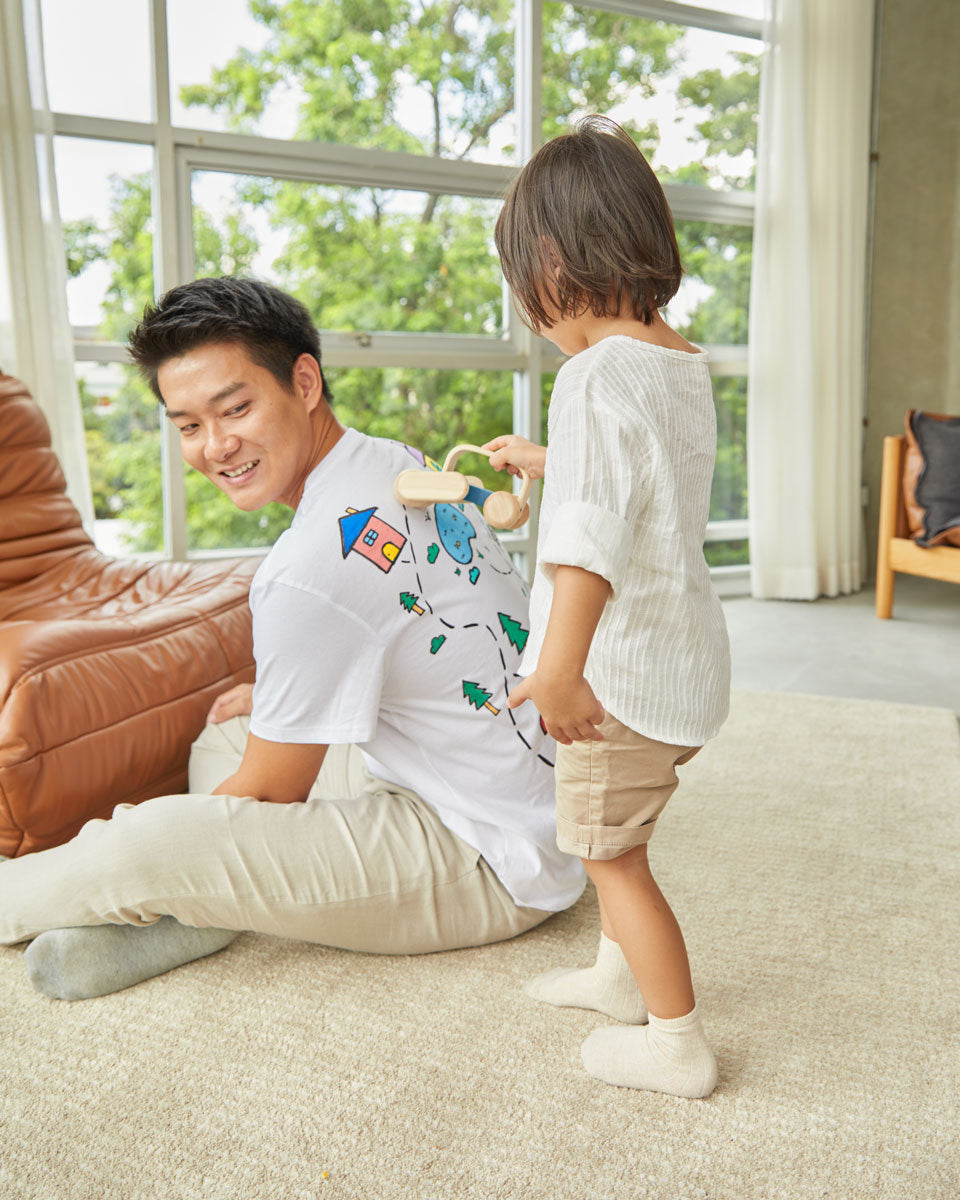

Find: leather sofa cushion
<box><xmin>0</xmin><ymin>378</ymin><xmax>94</xmax><ymax>586</ymax></box>
<box><xmin>0</xmin><ymin>550</ymin><xmax>258</xmax><ymax>856</ymax></box>
<box><xmin>0</xmin><ymin>371</ymin><xmax>259</xmax><ymax>856</ymax></box>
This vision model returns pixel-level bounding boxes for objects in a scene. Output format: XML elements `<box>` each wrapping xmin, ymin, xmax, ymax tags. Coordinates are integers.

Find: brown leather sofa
<box><xmin>0</xmin><ymin>372</ymin><xmax>259</xmax><ymax>856</ymax></box>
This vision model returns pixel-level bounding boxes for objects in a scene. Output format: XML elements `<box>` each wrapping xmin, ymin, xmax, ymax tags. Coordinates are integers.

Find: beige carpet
<box><xmin>2</xmin><ymin>690</ymin><xmax>958</xmax><ymax>1200</ymax></box>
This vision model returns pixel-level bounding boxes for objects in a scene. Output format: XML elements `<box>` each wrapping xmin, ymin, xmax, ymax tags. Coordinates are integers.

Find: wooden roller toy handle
<box><xmin>441</xmin><ymin>443</ymin><xmax>533</xmax><ymax>513</ymax></box>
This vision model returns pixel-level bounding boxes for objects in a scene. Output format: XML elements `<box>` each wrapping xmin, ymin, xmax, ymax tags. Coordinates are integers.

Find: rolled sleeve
<box><xmin>539</xmin><ymin>500</ymin><xmax>634</xmax><ymax>599</ymax></box>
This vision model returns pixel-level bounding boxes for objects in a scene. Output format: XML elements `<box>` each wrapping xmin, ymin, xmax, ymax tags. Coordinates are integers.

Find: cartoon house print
<box><xmin>339</xmin><ymin>507</ymin><xmax>407</xmax><ymax>573</ymax></box>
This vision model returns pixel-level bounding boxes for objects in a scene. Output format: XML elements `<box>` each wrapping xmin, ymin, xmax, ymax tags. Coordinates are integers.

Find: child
<box><xmin>484</xmin><ymin>116</ymin><xmax>730</xmax><ymax>1098</ymax></box>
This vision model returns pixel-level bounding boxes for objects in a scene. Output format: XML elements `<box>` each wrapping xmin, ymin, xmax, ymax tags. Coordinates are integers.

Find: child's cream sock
<box><xmin>524</xmin><ymin>932</ymin><xmax>648</xmax><ymax>1024</ymax></box>
<box><xmin>580</xmin><ymin>1005</ymin><xmax>718</xmax><ymax>1098</ymax></box>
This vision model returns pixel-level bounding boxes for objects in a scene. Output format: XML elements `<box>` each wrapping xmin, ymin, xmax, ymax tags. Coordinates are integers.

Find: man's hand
<box><xmin>482</xmin><ymin>435</ymin><xmax>547</xmax><ymax>480</ymax></box>
<box><xmin>207</xmin><ymin>683</ymin><xmax>254</xmax><ymax>725</ymax></box>
<box><xmin>508</xmin><ymin>669</ymin><xmax>605</xmax><ymax>746</ymax></box>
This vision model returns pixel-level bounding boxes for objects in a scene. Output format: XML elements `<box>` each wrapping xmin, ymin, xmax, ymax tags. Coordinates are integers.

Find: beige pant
<box><xmin>0</xmin><ymin>716</ymin><xmax>547</xmax><ymax>951</ymax></box>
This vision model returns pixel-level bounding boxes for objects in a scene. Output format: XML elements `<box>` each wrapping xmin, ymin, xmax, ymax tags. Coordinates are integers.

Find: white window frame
<box><xmin>59</xmin><ymin>0</ymin><xmax>760</xmax><ymax>585</ymax></box>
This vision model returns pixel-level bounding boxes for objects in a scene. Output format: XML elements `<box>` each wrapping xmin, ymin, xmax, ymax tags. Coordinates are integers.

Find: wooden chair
<box><xmin>875</xmin><ymin>432</ymin><xmax>960</xmax><ymax>618</ymax></box>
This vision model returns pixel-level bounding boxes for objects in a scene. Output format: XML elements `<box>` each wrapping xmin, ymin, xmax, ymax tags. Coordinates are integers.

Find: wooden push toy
<box><xmin>394</xmin><ymin>443</ymin><xmax>532</xmax><ymax>530</ymax></box>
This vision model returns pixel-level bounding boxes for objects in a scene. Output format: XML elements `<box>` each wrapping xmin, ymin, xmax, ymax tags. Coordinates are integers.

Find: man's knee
<box><xmin>90</xmin><ymin>793</ymin><xmax>226</xmax><ymax>869</ymax></box>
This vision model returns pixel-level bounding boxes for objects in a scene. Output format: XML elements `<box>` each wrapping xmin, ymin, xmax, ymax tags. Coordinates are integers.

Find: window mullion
<box><xmin>571</xmin><ymin>1</ymin><xmax>762</xmax><ymax>40</ymax></box>
<box><xmin>506</xmin><ymin>0</ymin><xmax>545</xmax><ymax>572</ymax></box>
<box><xmin>664</xmin><ymin>181</ymin><xmax>754</xmax><ymax>226</ymax></box>
<box><xmin>175</xmin><ymin>136</ymin><xmax>516</xmax><ymax>199</ymax></box>
<box><xmin>149</xmin><ymin>0</ymin><xmax>187</xmax><ymax>561</ymax></box>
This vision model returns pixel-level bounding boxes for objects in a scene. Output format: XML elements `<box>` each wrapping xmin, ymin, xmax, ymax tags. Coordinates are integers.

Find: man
<box><xmin>0</xmin><ymin>277</ymin><xmax>583</xmax><ymax>1000</ymax></box>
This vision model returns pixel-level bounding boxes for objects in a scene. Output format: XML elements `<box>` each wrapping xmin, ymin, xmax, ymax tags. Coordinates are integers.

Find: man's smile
<box><xmin>219</xmin><ymin>459</ymin><xmax>261</xmax><ymax>481</ymax></box>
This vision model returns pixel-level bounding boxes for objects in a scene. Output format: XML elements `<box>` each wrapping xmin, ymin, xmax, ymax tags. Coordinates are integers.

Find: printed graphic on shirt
<box><xmin>498</xmin><ymin>612</ymin><xmax>529</xmax><ymax>653</ymax></box>
<box><xmin>335</xmin><ymin>451</ymin><xmax>550</xmax><ymax>765</ymax></box>
<box><xmin>339</xmin><ymin>507</ymin><xmax>407</xmax><ymax>572</ymax></box>
<box><xmin>462</xmin><ymin>680</ymin><xmax>501</xmax><ymax>715</ymax></box>
<box><xmin>435</xmin><ymin>503</ymin><xmax>476</xmax><ymax>565</ymax></box>
<box><xmin>395</xmin><ymin>440</ymin><xmax>521</xmax><ymax>587</ymax></box>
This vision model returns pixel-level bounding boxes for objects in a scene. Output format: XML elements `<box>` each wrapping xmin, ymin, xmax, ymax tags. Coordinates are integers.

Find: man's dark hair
<box><xmin>128</xmin><ymin>276</ymin><xmax>331</xmax><ymax>404</ymax></box>
<box><xmin>494</xmin><ymin>115</ymin><xmax>683</xmax><ymax>331</ymax></box>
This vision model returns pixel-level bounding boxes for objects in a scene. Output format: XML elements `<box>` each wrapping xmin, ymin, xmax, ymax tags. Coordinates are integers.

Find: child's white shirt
<box><xmin>521</xmin><ymin>335</ymin><xmax>730</xmax><ymax>746</ymax></box>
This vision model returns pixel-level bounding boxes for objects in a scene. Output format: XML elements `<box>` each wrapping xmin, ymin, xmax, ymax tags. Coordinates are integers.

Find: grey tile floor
<box><xmin>722</xmin><ymin>575</ymin><xmax>960</xmax><ymax>714</ymax></box>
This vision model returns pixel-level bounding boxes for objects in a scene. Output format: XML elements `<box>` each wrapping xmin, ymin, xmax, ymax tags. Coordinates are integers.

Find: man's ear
<box><xmin>292</xmin><ymin>353</ymin><xmax>324</xmax><ymax>414</ymax></box>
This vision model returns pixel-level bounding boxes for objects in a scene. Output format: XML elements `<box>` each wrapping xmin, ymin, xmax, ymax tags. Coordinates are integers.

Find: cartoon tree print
<box><xmin>430</xmin><ymin>635</ymin><xmax>446</xmax><ymax>655</ymax></box>
<box><xmin>498</xmin><ymin>612</ymin><xmax>529</xmax><ymax>653</ymax></box>
<box><xmin>400</xmin><ymin>591</ymin><xmax>425</xmax><ymax>615</ymax></box>
<box><xmin>462</xmin><ymin>680</ymin><xmax>500</xmax><ymax>715</ymax></box>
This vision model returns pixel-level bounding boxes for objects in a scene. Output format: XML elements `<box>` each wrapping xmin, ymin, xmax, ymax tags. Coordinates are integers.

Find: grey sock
<box><xmin>23</xmin><ymin>918</ymin><xmax>239</xmax><ymax>1001</ymax></box>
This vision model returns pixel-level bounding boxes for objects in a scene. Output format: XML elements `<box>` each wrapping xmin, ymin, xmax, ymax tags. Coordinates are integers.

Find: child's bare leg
<box><xmin>587</xmin><ymin>843</ymin><xmax>694</xmax><ymax>1017</ymax></box>
<box><xmin>580</xmin><ymin>844</ymin><xmax>717</xmax><ymax>1097</ymax></box>
<box><xmin>596</xmin><ymin>891</ymin><xmax>614</xmax><ymax>938</ymax></box>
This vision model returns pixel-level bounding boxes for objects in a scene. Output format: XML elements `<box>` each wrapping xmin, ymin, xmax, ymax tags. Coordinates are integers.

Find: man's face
<box><xmin>158</xmin><ymin>342</ymin><xmax>322</xmax><ymax>511</ymax></box>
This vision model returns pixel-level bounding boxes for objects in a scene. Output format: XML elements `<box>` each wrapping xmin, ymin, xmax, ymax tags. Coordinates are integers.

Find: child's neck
<box><xmin>584</xmin><ymin>312</ymin><xmax>697</xmax><ymax>354</ymax></box>
<box><xmin>551</xmin><ymin>310</ymin><xmax>698</xmax><ymax>357</ymax></box>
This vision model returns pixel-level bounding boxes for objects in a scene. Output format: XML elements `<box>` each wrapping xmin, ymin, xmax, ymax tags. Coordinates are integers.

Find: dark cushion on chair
<box><xmin>903</xmin><ymin>411</ymin><xmax>960</xmax><ymax>548</ymax></box>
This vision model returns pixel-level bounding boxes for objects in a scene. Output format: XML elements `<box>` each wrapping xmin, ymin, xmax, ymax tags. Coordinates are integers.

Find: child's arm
<box><xmin>508</xmin><ymin>564</ymin><xmax>609</xmax><ymax>745</ymax></box>
<box><xmin>482</xmin><ymin>435</ymin><xmax>547</xmax><ymax>480</ymax></box>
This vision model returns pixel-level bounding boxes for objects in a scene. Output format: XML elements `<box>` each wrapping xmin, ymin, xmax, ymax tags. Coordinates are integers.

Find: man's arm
<box><xmin>214</xmin><ymin>732</ymin><xmax>328</xmax><ymax>804</ymax></box>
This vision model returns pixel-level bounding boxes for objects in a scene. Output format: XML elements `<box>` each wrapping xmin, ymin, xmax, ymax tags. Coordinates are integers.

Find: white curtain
<box><xmin>747</xmin><ymin>0</ymin><xmax>874</xmax><ymax>599</ymax></box>
<box><xmin>0</xmin><ymin>0</ymin><xmax>93</xmax><ymax>526</ymax></box>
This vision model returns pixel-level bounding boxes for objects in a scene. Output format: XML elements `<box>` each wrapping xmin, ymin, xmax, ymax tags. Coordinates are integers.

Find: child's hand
<box><xmin>482</xmin><ymin>435</ymin><xmax>546</xmax><ymax>481</ymax></box>
<box><xmin>508</xmin><ymin>670</ymin><xmax>605</xmax><ymax>746</ymax></box>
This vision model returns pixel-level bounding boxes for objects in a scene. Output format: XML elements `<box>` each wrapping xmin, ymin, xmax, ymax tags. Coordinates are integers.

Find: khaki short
<box><xmin>554</xmin><ymin>711</ymin><xmax>701</xmax><ymax>861</ymax></box>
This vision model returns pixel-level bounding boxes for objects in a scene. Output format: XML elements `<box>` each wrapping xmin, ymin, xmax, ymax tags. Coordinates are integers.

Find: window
<box><xmin>190</xmin><ymin>173</ymin><xmax>506</xmax><ymax>337</ymax></box>
<box><xmin>46</xmin><ymin>0</ymin><xmax>760</xmax><ymax>572</ymax></box>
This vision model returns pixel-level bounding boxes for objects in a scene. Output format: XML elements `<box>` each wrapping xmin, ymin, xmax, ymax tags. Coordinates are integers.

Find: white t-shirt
<box><xmin>522</xmin><ymin>335</ymin><xmax>731</xmax><ymax>747</ymax></box>
<box><xmin>248</xmin><ymin>427</ymin><xmax>584</xmax><ymax>913</ymax></box>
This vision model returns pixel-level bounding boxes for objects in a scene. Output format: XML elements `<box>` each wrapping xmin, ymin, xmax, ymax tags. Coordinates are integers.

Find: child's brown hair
<box><xmin>495</xmin><ymin>116</ymin><xmax>682</xmax><ymax>331</ymax></box>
